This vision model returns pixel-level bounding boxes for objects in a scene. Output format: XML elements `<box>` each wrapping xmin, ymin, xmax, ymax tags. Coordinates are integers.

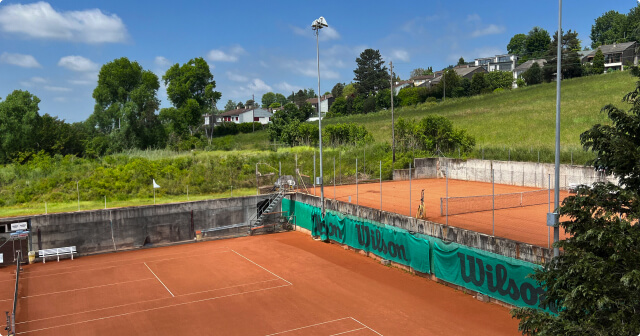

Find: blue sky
<box><xmin>0</xmin><ymin>0</ymin><xmax>636</xmax><ymax>122</ymax></box>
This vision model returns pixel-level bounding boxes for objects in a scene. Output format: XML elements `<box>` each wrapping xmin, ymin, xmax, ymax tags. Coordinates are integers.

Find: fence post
<box><xmin>313</xmin><ymin>151</ymin><xmax>316</xmax><ymax>195</ymax></box>
<box><xmin>445</xmin><ymin>162</ymin><xmax>448</xmax><ymax>226</ymax></box>
<box><xmin>482</xmin><ymin>148</ymin><xmax>484</xmax><ymax>160</ymax></box>
<box><xmin>279</xmin><ymin>161</ymin><xmax>281</xmax><ymax>177</ymax></box>
<box><xmin>333</xmin><ymin>157</ymin><xmax>336</xmax><ymax>200</ymax></box>
<box><xmin>409</xmin><ymin>162</ymin><xmax>412</xmax><ymax>218</ymax></box>
<box><xmin>77</xmin><ymin>181</ymin><xmax>80</xmax><ymax>211</ymax></box>
<box><xmin>379</xmin><ymin>160</ymin><xmax>382</xmax><ymax>210</ymax></box>
<box><xmin>45</xmin><ymin>201</ymin><xmax>47</xmax><ymax>214</ymax></box>
<box><xmin>356</xmin><ymin>158</ymin><xmax>359</xmax><ymax>216</ymax></box>
<box><xmin>571</xmin><ymin>150</ymin><xmax>573</xmax><ymax>165</ymax></box>
<box><xmin>548</xmin><ymin>174</ymin><xmax>551</xmax><ymax>248</ymax></box>
<box><xmin>508</xmin><ymin>149</ymin><xmax>511</xmax><ymax>161</ymax></box>
<box><xmin>187</xmin><ymin>185</ymin><xmax>189</xmax><ymax>201</ymax></box>
<box><xmin>256</xmin><ymin>163</ymin><xmax>259</xmax><ymax>196</ymax></box>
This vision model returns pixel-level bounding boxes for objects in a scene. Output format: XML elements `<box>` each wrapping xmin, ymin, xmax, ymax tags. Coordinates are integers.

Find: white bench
<box><xmin>38</xmin><ymin>246</ymin><xmax>76</xmax><ymax>263</ymax></box>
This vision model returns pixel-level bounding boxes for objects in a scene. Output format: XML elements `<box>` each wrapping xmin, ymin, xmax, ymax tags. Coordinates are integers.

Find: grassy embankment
<box><xmin>0</xmin><ymin>71</ymin><xmax>634</xmax><ymax>217</ymax></box>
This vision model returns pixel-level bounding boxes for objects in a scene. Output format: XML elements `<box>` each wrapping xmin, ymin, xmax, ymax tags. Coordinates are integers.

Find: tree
<box><xmin>342</xmin><ymin>83</ymin><xmax>357</xmax><ymax>97</ymax></box>
<box><xmin>162</xmin><ymin>57</ymin><xmax>221</xmax><ymax>137</ymax></box>
<box><xmin>410</xmin><ymin>67</ymin><xmax>433</xmax><ymax>78</ymax></box>
<box><xmin>268</xmin><ymin>102</ymin><xmax>281</xmax><ymax>109</ymax></box>
<box><xmin>593</xmin><ymin>49</ymin><xmax>605</xmax><ymax>74</ymax></box>
<box><xmin>261</xmin><ymin>92</ymin><xmax>276</xmax><ymax>107</ymax></box>
<box><xmin>591</xmin><ymin>10</ymin><xmax>628</xmax><ymax>49</ymax></box>
<box><xmin>434</xmin><ymin>69</ymin><xmax>461</xmax><ymax>99</ymax></box>
<box><xmin>507</xmin><ymin>33</ymin><xmax>527</xmax><ymax>56</ymax></box>
<box><xmin>353</xmin><ymin>48</ymin><xmax>389</xmax><ymax>95</ymax></box>
<box><xmin>525</xmin><ymin>27</ymin><xmax>552</xmax><ymax>60</ymax></box>
<box><xmin>274</xmin><ymin>93</ymin><xmax>287</xmax><ymax>106</ymax></box>
<box><xmin>224</xmin><ymin>100</ymin><xmax>237</xmax><ymax>111</ymax></box>
<box><xmin>522</xmin><ymin>62</ymin><xmax>543</xmax><ymax>85</ymax></box>
<box><xmin>328</xmin><ymin>96</ymin><xmax>348</xmax><ymax>117</ymax></box>
<box><xmin>245</xmin><ymin>99</ymin><xmax>255</xmax><ymax>108</ymax></box>
<box><xmin>512</xmin><ymin>67</ymin><xmax>640</xmax><ymax>336</ymax></box>
<box><xmin>0</xmin><ymin>90</ymin><xmax>41</xmax><ymax>163</ymax></box>
<box><xmin>457</xmin><ymin>57</ymin><xmax>465</xmax><ymax>66</ymax></box>
<box><xmin>331</xmin><ymin>83</ymin><xmax>345</xmax><ymax>98</ymax></box>
<box><xmin>543</xmin><ymin>30</ymin><xmax>582</xmax><ymax>82</ymax></box>
<box><xmin>470</xmin><ymin>72</ymin><xmax>490</xmax><ymax>95</ymax></box>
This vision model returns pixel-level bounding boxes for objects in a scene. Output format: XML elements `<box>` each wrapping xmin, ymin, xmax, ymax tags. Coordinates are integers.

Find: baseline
<box><xmin>264</xmin><ymin>317</ymin><xmax>382</xmax><ymax>336</ymax></box>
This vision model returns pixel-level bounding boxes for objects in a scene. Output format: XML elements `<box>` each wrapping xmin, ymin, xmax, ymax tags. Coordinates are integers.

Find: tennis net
<box><xmin>6</xmin><ymin>251</ymin><xmax>21</xmax><ymax>335</ymax></box>
<box><xmin>440</xmin><ymin>189</ymin><xmax>556</xmax><ymax>216</ymax></box>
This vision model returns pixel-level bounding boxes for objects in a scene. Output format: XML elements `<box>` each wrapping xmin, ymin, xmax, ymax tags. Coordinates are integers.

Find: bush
<box><xmin>236</xmin><ymin>122</ymin><xmax>263</xmax><ymax>134</ymax></box>
<box><xmin>323</xmin><ymin>123</ymin><xmax>372</xmax><ymax>147</ymax></box>
<box><xmin>394</xmin><ymin>115</ymin><xmax>475</xmax><ymax>154</ymax></box>
<box><xmin>426</xmin><ymin>97</ymin><xmax>437</xmax><ymax>103</ymax></box>
<box><xmin>493</xmin><ymin>88</ymin><xmax>505</xmax><ymax>93</ymax></box>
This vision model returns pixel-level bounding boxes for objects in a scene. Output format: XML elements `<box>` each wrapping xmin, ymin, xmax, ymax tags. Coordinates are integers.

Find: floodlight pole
<box><xmin>390</xmin><ymin>61</ymin><xmax>395</xmax><ymax>163</ymax></box>
<box><xmin>313</xmin><ymin>17</ymin><xmax>327</xmax><ymax>217</ymax></box>
<box><xmin>553</xmin><ymin>0</ymin><xmax>562</xmax><ymax>258</ymax></box>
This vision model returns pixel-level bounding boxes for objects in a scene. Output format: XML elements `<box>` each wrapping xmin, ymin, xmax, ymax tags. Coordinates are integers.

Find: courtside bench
<box><xmin>38</xmin><ymin>246</ymin><xmax>76</xmax><ymax>263</ymax></box>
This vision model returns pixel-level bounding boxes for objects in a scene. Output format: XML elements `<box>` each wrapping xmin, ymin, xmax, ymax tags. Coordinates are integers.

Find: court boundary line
<box><xmin>0</xmin><ymin>278</ymin><xmax>156</xmax><ymax>301</ymax></box>
<box><xmin>1</xmin><ymin>250</ymin><xmax>231</xmax><ymax>282</ymax></box>
<box><xmin>15</xmin><ymin>247</ymin><xmax>231</xmax><ymax>276</ymax></box>
<box><xmin>263</xmin><ymin>317</ymin><xmax>381</xmax><ymax>336</ymax></box>
<box><xmin>144</xmin><ymin>262</ymin><xmax>174</xmax><ymax>297</ymax></box>
<box><xmin>16</xmin><ymin>283</ymin><xmax>291</xmax><ymax>334</ymax></box>
<box><xmin>231</xmin><ymin>249</ymin><xmax>292</xmax><ymax>286</ymax></box>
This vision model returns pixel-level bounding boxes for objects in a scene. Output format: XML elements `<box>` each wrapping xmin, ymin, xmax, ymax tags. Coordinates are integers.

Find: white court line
<box><xmin>231</xmin><ymin>250</ymin><xmax>293</xmax><ymax>286</ymax></box>
<box><xmin>330</xmin><ymin>327</ymin><xmax>367</xmax><ymax>335</ymax></box>
<box><xmin>16</xmin><ymin>283</ymin><xmax>290</xmax><ymax>334</ymax></box>
<box><xmin>18</xmin><ymin>276</ymin><xmax>289</xmax><ymax>325</ymax></box>
<box><xmin>1</xmin><ymin>250</ymin><xmax>231</xmax><ymax>282</ymax></box>
<box><xmin>0</xmin><ymin>278</ymin><xmax>156</xmax><ymax>301</ymax></box>
<box><xmin>350</xmin><ymin>317</ymin><xmax>383</xmax><ymax>336</ymax></box>
<box><xmin>144</xmin><ymin>262</ymin><xmax>174</xmax><ymax>297</ymax></box>
<box><xmin>264</xmin><ymin>317</ymin><xmax>352</xmax><ymax>336</ymax></box>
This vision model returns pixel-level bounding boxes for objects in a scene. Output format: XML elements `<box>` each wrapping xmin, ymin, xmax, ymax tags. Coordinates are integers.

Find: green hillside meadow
<box><xmin>0</xmin><ymin>71</ymin><xmax>634</xmax><ymax>217</ymax></box>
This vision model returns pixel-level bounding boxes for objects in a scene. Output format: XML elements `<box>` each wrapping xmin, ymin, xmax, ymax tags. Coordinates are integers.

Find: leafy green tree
<box><xmin>328</xmin><ymin>96</ymin><xmax>348</xmax><ymax>116</ymax></box>
<box><xmin>268</xmin><ymin>102</ymin><xmax>281</xmax><ymax>109</ymax></box>
<box><xmin>393</xmin><ymin>115</ymin><xmax>475</xmax><ymax>154</ymax></box>
<box><xmin>90</xmin><ymin>57</ymin><xmax>164</xmax><ymax>150</ymax></box>
<box><xmin>37</xmin><ymin>114</ymin><xmax>87</xmax><ymax>157</ymax></box>
<box><xmin>224</xmin><ymin>100</ymin><xmax>237</xmax><ymax>111</ymax></box>
<box><xmin>397</xmin><ymin>87</ymin><xmax>423</xmax><ymax>106</ymax></box>
<box><xmin>245</xmin><ymin>99</ymin><xmax>255</xmax><ymax>108</ymax></box>
<box><xmin>457</xmin><ymin>57</ymin><xmax>465</xmax><ymax>66</ymax></box>
<box><xmin>162</xmin><ymin>57</ymin><xmax>221</xmax><ymax>137</ymax></box>
<box><xmin>591</xmin><ymin>10</ymin><xmax>628</xmax><ymax>48</ymax></box>
<box><xmin>375</xmin><ymin>88</ymin><xmax>394</xmax><ymax>110</ymax></box>
<box><xmin>331</xmin><ymin>82</ymin><xmax>345</xmax><ymax>98</ymax></box>
<box><xmin>353</xmin><ymin>48</ymin><xmax>389</xmax><ymax>95</ymax></box>
<box><xmin>543</xmin><ymin>30</ymin><xmax>583</xmax><ymax>82</ymax></box>
<box><xmin>237</xmin><ymin>102</ymin><xmax>245</xmax><ymax>109</ymax></box>
<box><xmin>593</xmin><ymin>49</ymin><xmax>605</xmax><ymax>74</ymax></box>
<box><xmin>274</xmin><ymin>93</ymin><xmax>287</xmax><ymax>106</ymax></box>
<box><xmin>507</xmin><ymin>33</ymin><xmax>527</xmax><ymax>56</ymax></box>
<box><xmin>485</xmin><ymin>71</ymin><xmax>514</xmax><ymax>90</ymax></box>
<box><xmin>410</xmin><ymin>67</ymin><xmax>433</xmax><ymax>78</ymax></box>
<box><xmin>525</xmin><ymin>27</ymin><xmax>552</xmax><ymax>59</ymax></box>
<box><xmin>261</xmin><ymin>92</ymin><xmax>276</xmax><ymax>107</ymax></box>
<box><xmin>434</xmin><ymin>69</ymin><xmax>461</xmax><ymax>99</ymax></box>
<box><xmin>470</xmin><ymin>72</ymin><xmax>490</xmax><ymax>95</ymax></box>
<box><xmin>512</xmin><ymin>66</ymin><xmax>640</xmax><ymax>336</ymax></box>
<box><xmin>342</xmin><ymin>83</ymin><xmax>357</xmax><ymax>97</ymax></box>
<box><xmin>522</xmin><ymin>62</ymin><xmax>543</xmax><ymax>85</ymax></box>
<box><xmin>0</xmin><ymin>90</ymin><xmax>41</xmax><ymax>163</ymax></box>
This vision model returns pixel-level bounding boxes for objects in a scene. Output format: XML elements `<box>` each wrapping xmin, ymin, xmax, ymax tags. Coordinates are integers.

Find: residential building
<box><xmin>409</xmin><ymin>75</ymin><xmax>434</xmax><ymax>87</ymax></box>
<box><xmin>474</xmin><ymin>54</ymin><xmax>519</xmax><ymax>72</ymax></box>
<box><xmin>512</xmin><ymin>59</ymin><xmax>546</xmax><ymax>87</ymax></box>
<box><xmin>428</xmin><ymin>65</ymin><xmax>487</xmax><ymax>87</ymax></box>
<box><xmin>583</xmin><ymin>41</ymin><xmax>638</xmax><ymax>71</ymax></box>
<box><xmin>392</xmin><ymin>80</ymin><xmax>412</xmax><ymax>95</ymax></box>
<box><xmin>215</xmin><ymin>107</ymin><xmax>273</xmax><ymax>124</ymax></box>
<box><xmin>306</xmin><ymin>94</ymin><xmax>334</xmax><ymax>116</ymax></box>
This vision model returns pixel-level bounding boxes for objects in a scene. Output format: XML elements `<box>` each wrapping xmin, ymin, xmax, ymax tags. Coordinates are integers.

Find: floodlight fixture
<box><xmin>312</xmin><ymin>17</ymin><xmax>328</xmax><ymax>30</ymax></box>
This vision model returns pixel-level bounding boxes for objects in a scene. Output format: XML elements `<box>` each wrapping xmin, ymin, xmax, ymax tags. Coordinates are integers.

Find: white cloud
<box><xmin>154</xmin><ymin>56</ymin><xmax>171</xmax><ymax>67</ymax></box>
<box><xmin>0</xmin><ymin>2</ymin><xmax>128</xmax><ymax>43</ymax></box>
<box><xmin>58</xmin><ymin>55</ymin><xmax>98</xmax><ymax>72</ymax></box>
<box><xmin>31</xmin><ymin>76</ymin><xmax>47</xmax><ymax>84</ymax></box>
<box><xmin>53</xmin><ymin>97</ymin><xmax>67</xmax><ymax>102</ymax></box>
<box><xmin>20</xmin><ymin>76</ymin><xmax>48</xmax><ymax>86</ymax></box>
<box><xmin>44</xmin><ymin>85</ymin><xmax>72</xmax><ymax>92</ymax></box>
<box><xmin>390</xmin><ymin>49</ymin><xmax>410</xmax><ymax>62</ymax></box>
<box><xmin>401</xmin><ymin>15</ymin><xmax>441</xmax><ymax>34</ymax></box>
<box><xmin>0</xmin><ymin>52</ymin><xmax>41</xmax><ymax>68</ymax></box>
<box><xmin>206</xmin><ymin>45</ymin><xmax>245</xmax><ymax>62</ymax></box>
<box><xmin>247</xmin><ymin>79</ymin><xmax>272</xmax><ymax>92</ymax></box>
<box><xmin>226</xmin><ymin>71</ymin><xmax>248</xmax><ymax>82</ymax></box>
<box><xmin>471</xmin><ymin>24</ymin><xmax>505</xmax><ymax>38</ymax></box>
<box><xmin>276</xmin><ymin>82</ymin><xmax>302</xmax><ymax>93</ymax></box>
<box><xmin>68</xmin><ymin>79</ymin><xmax>94</xmax><ymax>85</ymax></box>
<box><xmin>291</xmin><ymin>25</ymin><xmax>340</xmax><ymax>41</ymax></box>
<box><xmin>466</xmin><ymin>14</ymin><xmax>481</xmax><ymax>23</ymax></box>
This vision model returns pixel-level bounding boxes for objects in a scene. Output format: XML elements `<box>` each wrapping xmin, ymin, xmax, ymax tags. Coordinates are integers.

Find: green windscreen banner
<box><xmin>433</xmin><ymin>241</ymin><xmax>556</xmax><ymax>313</ymax></box>
<box><xmin>282</xmin><ymin>198</ymin><xmax>553</xmax><ymax>312</ymax></box>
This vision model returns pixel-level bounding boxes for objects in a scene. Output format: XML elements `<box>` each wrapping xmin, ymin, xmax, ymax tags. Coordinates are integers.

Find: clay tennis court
<box><xmin>0</xmin><ymin>231</ymin><xmax>520</xmax><ymax>335</ymax></box>
<box><xmin>309</xmin><ymin>178</ymin><xmax>570</xmax><ymax>247</ymax></box>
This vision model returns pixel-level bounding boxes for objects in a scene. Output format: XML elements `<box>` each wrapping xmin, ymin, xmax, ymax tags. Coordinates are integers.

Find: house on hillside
<box><xmin>392</xmin><ymin>80</ymin><xmax>412</xmax><ymax>95</ymax></box>
<box><xmin>306</xmin><ymin>94</ymin><xmax>334</xmax><ymax>116</ymax></box>
<box><xmin>216</xmin><ymin>107</ymin><xmax>273</xmax><ymax>124</ymax></box>
<box><xmin>512</xmin><ymin>59</ymin><xmax>546</xmax><ymax>87</ymax></box>
<box><xmin>474</xmin><ymin>54</ymin><xmax>519</xmax><ymax>72</ymax></box>
<box><xmin>428</xmin><ymin>65</ymin><xmax>487</xmax><ymax>87</ymax></box>
<box><xmin>409</xmin><ymin>75</ymin><xmax>434</xmax><ymax>87</ymax></box>
<box><xmin>582</xmin><ymin>41</ymin><xmax>638</xmax><ymax>72</ymax></box>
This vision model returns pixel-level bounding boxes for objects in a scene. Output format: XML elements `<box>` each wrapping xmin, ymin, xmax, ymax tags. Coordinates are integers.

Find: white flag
<box><xmin>152</xmin><ymin>179</ymin><xmax>161</xmax><ymax>189</ymax></box>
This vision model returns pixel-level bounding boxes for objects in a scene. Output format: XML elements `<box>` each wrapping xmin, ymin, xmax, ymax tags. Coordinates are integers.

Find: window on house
<box><xmin>235</xmin><ymin>117</ymin><xmax>239</xmax><ymax>121</ymax></box>
<box><xmin>498</xmin><ymin>56</ymin><xmax>510</xmax><ymax>63</ymax></box>
<box><xmin>499</xmin><ymin>63</ymin><xmax>512</xmax><ymax>71</ymax></box>
<box><xmin>254</xmin><ymin>117</ymin><xmax>259</xmax><ymax>121</ymax></box>
<box><xmin>269</xmin><ymin>117</ymin><xmax>272</xmax><ymax>121</ymax></box>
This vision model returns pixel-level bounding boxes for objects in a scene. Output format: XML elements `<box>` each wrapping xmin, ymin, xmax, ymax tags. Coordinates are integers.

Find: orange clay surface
<box><xmin>309</xmin><ymin>178</ymin><xmax>570</xmax><ymax>247</ymax></box>
<box><xmin>0</xmin><ymin>231</ymin><xmax>520</xmax><ymax>335</ymax></box>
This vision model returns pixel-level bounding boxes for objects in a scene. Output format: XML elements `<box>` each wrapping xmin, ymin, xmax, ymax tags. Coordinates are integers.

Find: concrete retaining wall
<box><xmin>394</xmin><ymin>157</ymin><xmax>616</xmax><ymax>188</ymax></box>
<box><xmin>0</xmin><ymin>195</ymin><xmax>273</xmax><ymax>257</ymax></box>
<box><xmin>289</xmin><ymin>192</ymin><xmax>552</xmax><ymax>264</ymax></box>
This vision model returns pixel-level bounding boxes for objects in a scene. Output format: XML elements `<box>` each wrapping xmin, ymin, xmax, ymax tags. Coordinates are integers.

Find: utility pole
<box><xmin>390</xmin><ymin>61</ymin><xmax>395</xmax><ymax>163</ymax></box>
<box><xmin>443</xmin><ymin>70</ymin><xmax>446</xmax><ymax>102</ymax></box>
<box><xmin>553</xmin><ymin>0</ymin><xmax>562</xmax><ymax>258</ymax></box>
<box><xmin>252</xmin><ymin>94</ymin><xmax>255</xmax><ymax>132</ymax></box>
